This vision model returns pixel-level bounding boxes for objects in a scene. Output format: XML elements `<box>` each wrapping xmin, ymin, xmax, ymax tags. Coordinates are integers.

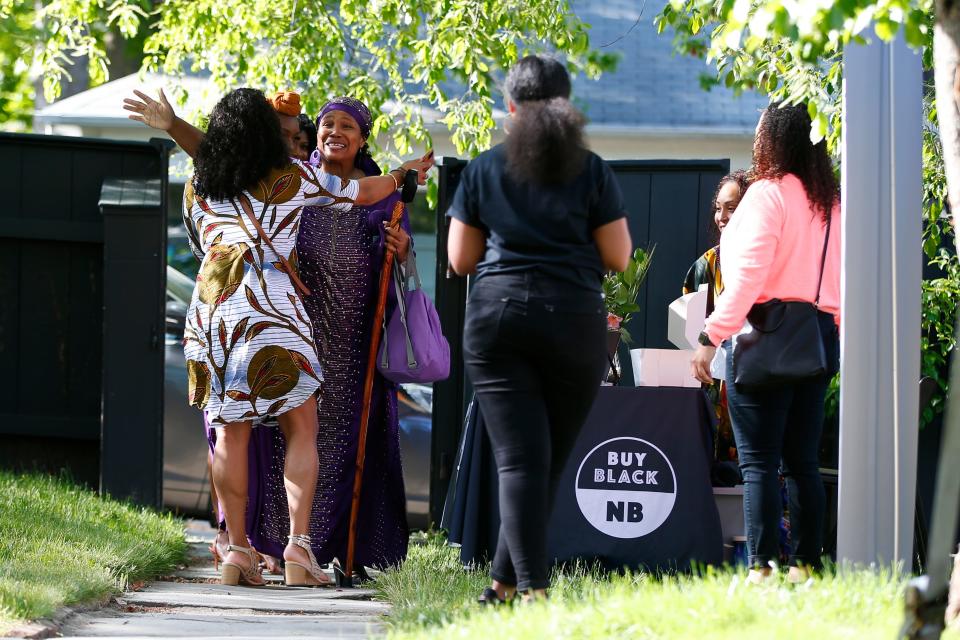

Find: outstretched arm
<box><xmin>355</xmin><ymin>150</ymin><xmax>435</xmax><ymax>205</ymax></box>
<box><xmin>123</xmin><ymin>89</ymin><xmax>204</xmax><ymax>157</ymax></box>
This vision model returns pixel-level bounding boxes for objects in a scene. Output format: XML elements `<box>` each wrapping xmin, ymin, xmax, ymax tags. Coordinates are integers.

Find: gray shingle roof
<box><xmin>569</xmin><ymin>0</ymin><xmax>768</xmax><ymax>131</ymax></box>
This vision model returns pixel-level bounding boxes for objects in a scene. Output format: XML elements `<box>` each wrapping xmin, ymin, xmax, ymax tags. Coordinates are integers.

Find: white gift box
<box><xmin>630</xmin><ymin>348</ymin><xmax>700</xmax><ymax>388</ymax></box>
<box><xmin>667</xmin><ymin>285</ymin><xmax>708</xmax><ymax>350</ymax></box>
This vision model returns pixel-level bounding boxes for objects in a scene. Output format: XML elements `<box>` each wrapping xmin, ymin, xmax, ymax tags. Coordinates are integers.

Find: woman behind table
<box><xmin>126</xmin><ymin>87</ymin><xmax>430</xmax><ymax>586</ymax></box>
<box><xmin>248</xmin><ymin>96</ymin><xmax>420</xmax><ymax>578</ymax></box>
<box><xmin>682</xmin><ymin>170</ymin><xmax>751</xmax><ymax>468</ymax></box>
<box><xmin>691</xmin><ymin>102</ymin><xmax>841</xmax><ymax>585</ymax></box>
<box><xmin>682</xmin><ymin>170</ymin><xmax>751</xmax><ymax>308</ymax></box>
<box><xmin>447</xmin><ymin>55</ymin><xmax>632</xmax><ymax>602</ymax></box>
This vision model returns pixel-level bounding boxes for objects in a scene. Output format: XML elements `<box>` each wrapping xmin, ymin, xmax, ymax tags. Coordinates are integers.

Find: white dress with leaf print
<box><xmin>181</xmin><ymin>160</ymin><xmax>359</xmax><ymax>426</ymax></box>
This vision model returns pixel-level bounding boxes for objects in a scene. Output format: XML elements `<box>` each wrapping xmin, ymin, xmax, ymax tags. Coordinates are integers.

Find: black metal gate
<box><xmin>0</xmin><ymin>132</ymin><xmax>171</xmax><ymax>506</ymax></box>
<box><xmin>429</xmin><ymin>157</ymin><xmax>730</xmax><ymax>524</ymax></box>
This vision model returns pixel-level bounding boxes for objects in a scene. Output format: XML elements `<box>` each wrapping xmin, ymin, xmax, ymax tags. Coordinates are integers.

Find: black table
<box><xmin>441</xmin><ymin>386</ymin><xmax>723</xmax><ymax>573</ymax></box>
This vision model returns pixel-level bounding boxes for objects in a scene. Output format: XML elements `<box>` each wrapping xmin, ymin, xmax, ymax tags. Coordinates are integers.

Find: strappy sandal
<box><xmin>209</xmin><ymin>529</ymin><xmax>229</xmax><ymax>570</ymax></box>
<box><xmin>220</xmin><ymin>545</ymin><xmax>266</xmax><ymax>586</ymax></box>
<box><xmin>284</xmin><ymin>534</ymin><xmax>333</xmax><ymax>587</ymax></box>
<box><xmin>259</xmin><ymin>552</ymin><xmax>282</xmax><ymax>575</ymax></box>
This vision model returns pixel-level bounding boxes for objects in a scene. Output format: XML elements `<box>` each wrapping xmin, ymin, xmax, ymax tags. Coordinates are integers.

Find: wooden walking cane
<box><xmin>339</xmin><ymin>169</ymin><xmax>419</xmax><ymax>588</ymax></box>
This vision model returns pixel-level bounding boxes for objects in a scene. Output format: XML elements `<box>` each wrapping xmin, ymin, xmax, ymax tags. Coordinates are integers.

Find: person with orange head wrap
<box><xmin>269</xmin><ymin>91</ymin><xmax>310</xmax><ymax>161</ymax></box>
<box><xmin>269</xmin><ymin>90</ymin><xmax>301</xmax><ymax>116</ymax></box>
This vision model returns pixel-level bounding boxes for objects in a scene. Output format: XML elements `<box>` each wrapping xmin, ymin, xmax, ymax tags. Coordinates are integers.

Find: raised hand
<box><xmin>401</xmin><ymin>150</ymin><xmax>436</xmax><ymax>185</ymax></box>
<box><xmin>123</xmin><ymin>89</ymin><xmax>175</xmax><ymax>131</ymax></box>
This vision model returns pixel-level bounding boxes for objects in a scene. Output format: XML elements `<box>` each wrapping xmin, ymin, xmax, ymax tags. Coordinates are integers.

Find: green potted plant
<box><xmin>602</xmin><ymin>246</ymin><xmax>655</xmax><ymax>382</ymax></box>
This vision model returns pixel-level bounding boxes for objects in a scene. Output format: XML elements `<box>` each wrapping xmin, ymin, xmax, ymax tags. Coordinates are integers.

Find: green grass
<box><xmin>0</xmin><ymin>472</ymin><xmax>187</xmax><ymax>632</ymax></box>
<box><xmin>377</xmin><ymin>534</ymin><xmax>960</xmax><ymax>640</ymax></box>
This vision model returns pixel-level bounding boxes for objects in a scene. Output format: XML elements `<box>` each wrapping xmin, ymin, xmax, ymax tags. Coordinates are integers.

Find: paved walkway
<box><xmin>55</xmin><ymin>522</ymin><xmax>387</xmax><ymax>639</ymax></box>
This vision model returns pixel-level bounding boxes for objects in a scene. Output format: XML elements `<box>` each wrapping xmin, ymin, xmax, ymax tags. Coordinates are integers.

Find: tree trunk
<box><xmin>935</xmin><ymin>4</ymin><xmax>960</xmax><ymax>230</ymax></box>
<box><xmin>934</xmin><ymin>1</ymin><xmax>960</xmax><ymax>627</ymax></box>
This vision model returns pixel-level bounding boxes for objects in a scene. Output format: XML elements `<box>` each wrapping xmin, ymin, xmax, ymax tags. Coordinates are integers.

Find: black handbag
<box><xmin>731</xmin><ymin>213</ymin><xmax>833</xmax><ymax>387</ymax></box>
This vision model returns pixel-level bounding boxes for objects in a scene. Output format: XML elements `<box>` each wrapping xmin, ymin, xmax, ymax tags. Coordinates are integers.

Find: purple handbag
<box><xmin>377</xmin><ymin>252</ymin><xmax>450</xmax><ymax>384</ymax></box>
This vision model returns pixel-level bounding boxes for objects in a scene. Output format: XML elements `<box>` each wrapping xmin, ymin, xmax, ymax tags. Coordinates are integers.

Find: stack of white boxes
<box><xmin>629</xmin><ymin>286</ymin><xmax>707</xmax><ymax>388</ymax></box>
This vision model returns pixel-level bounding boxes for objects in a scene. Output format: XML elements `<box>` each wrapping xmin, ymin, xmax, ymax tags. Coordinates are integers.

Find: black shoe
<box><xmin>331</xmin><ymin>559</ymin><xmax>373</xmax><ymax>588</ymax></box>
<box><xmin>477</xmin><ymin>587</ymin><xmax>507</xmax><ymax>605</ymax></box>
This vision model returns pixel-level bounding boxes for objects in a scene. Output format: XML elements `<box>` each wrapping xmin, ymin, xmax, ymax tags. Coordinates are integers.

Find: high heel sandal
<box><xmin>220</xmin><ymin>545</ymin><xmax>265</xmax><ymax>586</ymax></box>
<box><xmin>284</xmin><ymin>534</ymin><xmax>332</xmax><ymax>587</ymax></box>
<box><xmin>209</xmin><ymin>530</ymin><xmax>229</xmax><ymax>570</ymax></box>
<box><xmin>259</xmin><ymin>552</ymin><xmax>282</xmax><ymax>575</ymax></box>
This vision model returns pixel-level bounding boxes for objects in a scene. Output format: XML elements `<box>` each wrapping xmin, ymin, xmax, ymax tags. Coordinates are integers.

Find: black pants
<box><xmin>724</xmin><ymin>312</ymin><xmax>838</xmax><ymax>569</ymax></box>
<box><xmin>463</xmin><ymin>272</ymin><xmax>607</xmax><ymax>591</ymax></box>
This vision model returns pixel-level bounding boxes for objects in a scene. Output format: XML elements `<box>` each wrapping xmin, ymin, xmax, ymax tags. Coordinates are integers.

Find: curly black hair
<box><xmin>711</xmin><ymin>169</ymin><xmax>751</xmax><ymax>211</ymax></box>
<box><xmin>708</xmin><ymin>169</ymin><xmax>752</xmax><ymax>243</ymax></box>
<box><xmin>504</xmin><ymin>55</ymin><xmax>587</xmax><ymax>185</ymax></box>
<box><xmin>193</xmin><ymin>88</ymin><xmax>288</xmax><ymax>201</ymax></box>
<box><xmin>298</xmin><ymin>113</ymin><xmax>317</xmax><ymax>154</ymax></box>
<box><xmin>753</xmin><ymin>102</ymin><xmax>839</xmax><ymax>222</ymax></box>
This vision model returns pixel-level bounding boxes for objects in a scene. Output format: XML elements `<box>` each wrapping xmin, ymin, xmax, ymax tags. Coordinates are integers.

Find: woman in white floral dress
<box><xmin>128</xmin><ymin>87</ymin><xmax>432</xmax><ymax>586</ymax></box>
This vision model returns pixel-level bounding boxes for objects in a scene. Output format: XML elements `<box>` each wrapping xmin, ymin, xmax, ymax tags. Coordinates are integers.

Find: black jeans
<box><xmin>724</xmin><ymin>312</ymin><xmax>838</xmax><ymax>569</ymax></box>
<box><xmin>463</xmin><ymin>271</ymin><xmax>607</xmax><ymax>591</ymax></box>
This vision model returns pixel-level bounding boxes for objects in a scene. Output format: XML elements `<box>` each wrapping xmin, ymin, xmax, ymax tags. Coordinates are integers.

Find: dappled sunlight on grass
<box><xmin>377</xmin><ymin>534</ymin><xmax>960</xmax><ymax>640</ymax></box>
<box><xmin>0</xmin><ymin>472</ymin><xmax>187</xmax><ymax>627</ymax></box>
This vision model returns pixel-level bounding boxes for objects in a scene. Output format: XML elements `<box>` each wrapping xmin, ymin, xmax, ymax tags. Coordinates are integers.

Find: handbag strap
<box><xmin>403</xmin><ymin>250</ymin><xmax>423</xmax><ymax>291</ymax></box>
<box><xmin>237</xmin><ymin>195</ymin><xmax>312</xmax><ymax>297</ymax></box>
<box><xmin>380</xmin><ymin>257</ymin><xmax>418</xmax><ymax>370</ymax></box>
<box><xmin>814</xmin><ymin>210</ymin><xmax>832</xmax><ymax>308</ymax></box>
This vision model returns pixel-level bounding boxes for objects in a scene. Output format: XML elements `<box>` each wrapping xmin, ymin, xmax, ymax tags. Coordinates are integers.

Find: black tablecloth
<box><xmin>441</xmin><ymin>386</ymin><xmax>723</xmax><ymax>573</ymax></box>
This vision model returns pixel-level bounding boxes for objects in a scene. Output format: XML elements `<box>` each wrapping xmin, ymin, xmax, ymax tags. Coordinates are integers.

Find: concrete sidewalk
<box><xmin>55</xmin><ymin>521</ymin><xmax>387</xmax><ymax>639</ymax></box>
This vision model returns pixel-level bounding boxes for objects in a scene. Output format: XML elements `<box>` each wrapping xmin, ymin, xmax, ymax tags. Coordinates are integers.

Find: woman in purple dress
<box><xmin>246</xmin><ymin>97</ymin><xmax>424</xmax><ymax>576</ymax></box>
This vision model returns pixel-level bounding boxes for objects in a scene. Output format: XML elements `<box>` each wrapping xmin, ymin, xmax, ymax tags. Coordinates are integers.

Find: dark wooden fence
<box><xmin>0</xmin><ymin>132</ymin><xmax>171</xmax><ymax>506</ymax></box>
<box><xmin>429</xmin><ymin>157</ymin><xmax>730</xmax><ymax>524</ymax></box>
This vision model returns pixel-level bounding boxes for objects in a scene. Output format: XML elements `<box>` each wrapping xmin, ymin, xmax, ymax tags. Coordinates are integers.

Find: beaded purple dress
<box><xmin>250</xmin><ymin>195</ymin><xmax>412</xmax><ymax>569</ymax></box>
<box><xmin>206</xmin><ymin>193</ymin><xmax>411</xmax><ymax>569</ymax></box>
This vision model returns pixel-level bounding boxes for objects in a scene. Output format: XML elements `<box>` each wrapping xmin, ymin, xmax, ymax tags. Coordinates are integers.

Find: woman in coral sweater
<box><xmin>691</xmin><ymin>102</ymin><xmax>841</xmax><ymax>585</ymax></box>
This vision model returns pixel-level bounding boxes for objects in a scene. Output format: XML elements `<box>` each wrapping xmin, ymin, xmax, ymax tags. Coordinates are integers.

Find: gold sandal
<box><xmin>284</xmin><ymin>534</ymin><xmax>332</xmax><ymax>587</ymax></box>
<box><xmin>221</xmin><ymin>544</ymin><xmax>265</xmax><ymax>586</ymax></box>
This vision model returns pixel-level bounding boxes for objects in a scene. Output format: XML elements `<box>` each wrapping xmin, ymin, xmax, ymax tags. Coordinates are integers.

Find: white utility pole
<box><xmin>838</xmin><ymin>34</ymin><xmax>923</xmax><ymax>568</ymax></box>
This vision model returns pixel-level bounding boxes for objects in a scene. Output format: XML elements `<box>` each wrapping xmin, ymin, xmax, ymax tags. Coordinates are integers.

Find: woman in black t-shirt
<box><xmin>447</xmin><ymin>55</ymin><xmax>632</xmax><ymax>603</ymax></box>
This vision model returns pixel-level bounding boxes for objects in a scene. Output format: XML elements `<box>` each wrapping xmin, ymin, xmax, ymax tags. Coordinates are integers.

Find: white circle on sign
<box><xmin>574</xmin><ymin>436</ymin><xmax>677</xmax><ymax>539</ymax></box>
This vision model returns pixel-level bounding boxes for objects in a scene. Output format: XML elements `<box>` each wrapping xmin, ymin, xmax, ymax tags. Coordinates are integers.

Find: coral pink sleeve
<box><xmin>704</xmin><ymin>181</ymin><xmax>784</xmax><ymax>346</ymax></box>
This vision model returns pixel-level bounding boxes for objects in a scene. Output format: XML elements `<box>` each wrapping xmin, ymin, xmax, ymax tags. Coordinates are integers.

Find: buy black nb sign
<box><xmin>606</xmin><ymin>501</ymin><xmax>644</xmax><ymax>522</ymax></box>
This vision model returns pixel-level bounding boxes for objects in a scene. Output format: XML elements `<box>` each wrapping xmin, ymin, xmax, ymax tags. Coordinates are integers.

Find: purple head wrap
<box><xmin>311</xmin><ymin>96</ymin><xmax>382</xmax><ymax>177</ymax></box>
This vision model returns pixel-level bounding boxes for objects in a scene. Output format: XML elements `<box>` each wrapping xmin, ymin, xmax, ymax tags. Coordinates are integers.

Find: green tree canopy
<box><xmin>1</xmin><ymin>0</ymin><xmax>617</xmax><ymax>159</ymax></box>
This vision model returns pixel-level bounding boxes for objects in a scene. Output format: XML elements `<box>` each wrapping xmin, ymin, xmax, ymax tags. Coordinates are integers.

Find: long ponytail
<box><xmin>504</xmin><ymin>55</ymin><xmax>588</xmax><ymax>185</ymax></box>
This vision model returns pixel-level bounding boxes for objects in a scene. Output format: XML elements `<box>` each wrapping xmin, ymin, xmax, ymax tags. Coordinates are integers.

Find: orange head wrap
<box><xmin>269</xmin><ymin>91</ymin><xmax>301</xmax><ymax>116</ymax></box>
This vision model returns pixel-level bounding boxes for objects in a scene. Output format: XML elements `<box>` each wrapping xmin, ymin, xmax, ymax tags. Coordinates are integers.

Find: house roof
<box><xmin>33</xmin><ymin>72</ymin><xmax>218</xmax><ymax>130</ymax></box>
<box><xmin>568</xmin><ymin>0</ymin><xmax>767</xmax><ymax>133</ymax></box>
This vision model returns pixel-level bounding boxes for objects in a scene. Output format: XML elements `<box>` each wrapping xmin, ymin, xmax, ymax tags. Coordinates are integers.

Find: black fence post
<box><xmin>98</xmin><ymin>177</ymin><xmax>168</xmax><ymax>507</ymax></box>
<box><xmin>429</xmin><ymin>157</ymin><xmax>469</xmax><ymax>526</ymax></box>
